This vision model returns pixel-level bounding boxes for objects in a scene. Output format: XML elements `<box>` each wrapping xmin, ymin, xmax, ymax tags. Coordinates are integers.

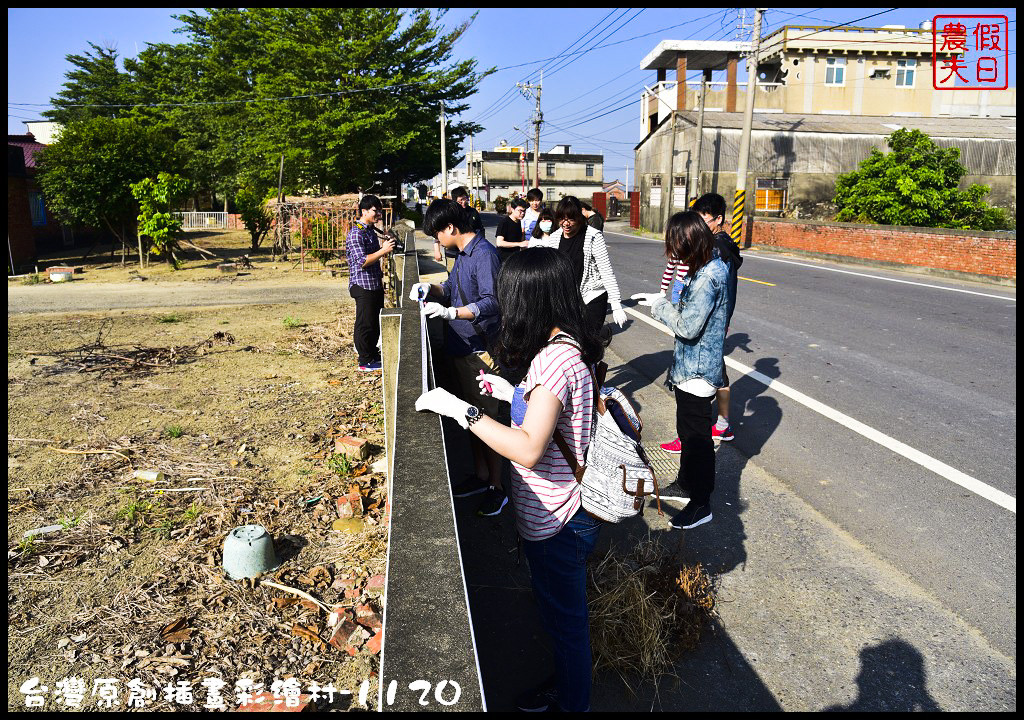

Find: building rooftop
<box><xmin>7</xmin><ymin>134</ymin><xmax>45</xmax><ymax>169</ymax></box>
<box><xmin>641</xmin><ymin>40</ymin><xmax>750</xmax><ymax>71</ymax></box>
<box><xmin>671</xmin><ymin>111</ymin><xmax>1017</xmax><ymax>140</ymax></box>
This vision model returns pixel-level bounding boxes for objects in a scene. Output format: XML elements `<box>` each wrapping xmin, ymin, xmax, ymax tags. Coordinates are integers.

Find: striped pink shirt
<box><xmin>510</xmin><ymin>339</ymin><xmax>594</xmax><ymax>541</ymax></box>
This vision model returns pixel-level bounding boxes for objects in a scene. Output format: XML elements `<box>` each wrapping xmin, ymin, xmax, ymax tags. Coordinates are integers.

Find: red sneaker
<box><xmin>711</xmin><ymin>424</ymin><xmax>734</xmax><ymax>441</ymax></box>
<box><xmin>659</xmin><ymin>438</ymin><xmax>682</xmax><ymax>454</ymax></box>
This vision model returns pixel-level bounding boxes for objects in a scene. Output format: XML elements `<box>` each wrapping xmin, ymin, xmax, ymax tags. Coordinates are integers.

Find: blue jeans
<box><xmin>522</xmin><ymin>508</ymin><xmax>602</xmax><ymax>712</ymax></box>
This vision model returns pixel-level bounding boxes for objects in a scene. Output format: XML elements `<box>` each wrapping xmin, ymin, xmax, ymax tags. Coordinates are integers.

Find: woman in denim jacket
<box><xmin>633</xmin><ymin>211</ymin><xmax>729</xmax><ymax>530</ymax></box>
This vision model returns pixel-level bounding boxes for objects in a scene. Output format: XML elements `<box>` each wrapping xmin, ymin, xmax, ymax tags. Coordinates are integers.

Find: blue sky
<box><xmin>8</xmin><ymin>7</ymin><xmax>1017</xmax><ymax>183</ymax></box>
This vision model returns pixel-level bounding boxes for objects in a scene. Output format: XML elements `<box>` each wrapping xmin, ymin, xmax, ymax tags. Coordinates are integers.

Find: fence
<box><xmin>272</xmin><ymin>201</ymin><xmax>394</xmax><ymax>271</ymax></box>
<box><xmin>174</xmin><ymin>212</ymin><xmax>230</xmax><ymax>231</ymax></box>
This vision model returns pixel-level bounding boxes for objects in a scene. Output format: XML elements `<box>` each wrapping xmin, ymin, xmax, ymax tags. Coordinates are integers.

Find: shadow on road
<box><xmin>824</xmin><ymin>638</ymin><xmax>942</xmax><ymax>712</ymax></box>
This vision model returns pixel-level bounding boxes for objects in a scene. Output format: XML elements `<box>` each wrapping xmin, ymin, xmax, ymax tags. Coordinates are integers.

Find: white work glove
<box><xmin>630</xmin><ymin>291</ymin><xmax>665</xmax><ymax>307</ymax></box>
<box><xmin>415</xmin><ymin>388</ymin><xmax>472</xmax><ymax>429</ymax></box>
<box><xmin>610</xmin><ymin>302</ymin><xmax>627</xmax><ymax>328</ymax></box>
<box><xmin>478</xmin><ymin>373</ymin><xmax>514</xmax><ymax>403</ymax></box>
<box><xmin>409</xmin><ymin>282</ymin><xmax>432</xmax><ymax>302</ymax></box>
<box><xmin>422</xmin><ymin>302</ymin><xmax>458</xmax><ymax>320</ymax></box>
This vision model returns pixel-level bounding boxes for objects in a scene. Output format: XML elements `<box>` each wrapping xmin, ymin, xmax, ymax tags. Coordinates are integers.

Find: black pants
<box><xmin>674</xmin><ymin>387</ymin><xmax>716</xmax><ymax>506</ymax></box>
<box><xmin>349</xmin><ymin>284</ymin><xmax>385</xmax><ymax>365</ymax></box>
<box><xmin>584</xmin><ymin>293</ymin><xmax>608</xmax><ymax>336</ymax></box>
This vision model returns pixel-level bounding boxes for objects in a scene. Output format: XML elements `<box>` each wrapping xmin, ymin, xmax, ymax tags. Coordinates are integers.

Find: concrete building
<box><xmin>634</xmin><ymin>26</ymin><xmax>1017</xmax><ymax>232</ymax></box>
<box><xmin>633</xmin><ymin>113</ymin><xmax>1016</xmax><ymax>231</ymax></box>
<box><xmin>465</xmin><ymin>143</ymin><xmax>603</xmax><ymax>207</ymax></box>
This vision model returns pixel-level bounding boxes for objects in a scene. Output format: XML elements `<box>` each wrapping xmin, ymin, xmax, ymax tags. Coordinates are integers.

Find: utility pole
<box><xmin>517</xmin><ymin>70</ymin><xmax>543</xmax><ymax>189</ymax></box>
<box><xmin>440</xmin><ymin>101</ymin><xmax>447</xmax><ymax>198</ymax></box>
<box><xmin>469</xmin><ymin>134</ymin><xmax>474</xmax><ymax>205</ymax></box>
<box><xmin>732</xmin><ymin>8</ymin><xmax>764</xmax><ymax>247</ymax></box>
<box><xmin>689</xmin><ymin>69</ymin><xmax>712</xmax><ymax>205</ymax></box>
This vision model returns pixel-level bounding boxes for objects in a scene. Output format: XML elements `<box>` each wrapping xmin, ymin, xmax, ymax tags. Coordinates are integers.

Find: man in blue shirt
<box><xmin>410</xmin><ymin>199</ymin><xmax>507</xmax><ymax>516</ymax></box>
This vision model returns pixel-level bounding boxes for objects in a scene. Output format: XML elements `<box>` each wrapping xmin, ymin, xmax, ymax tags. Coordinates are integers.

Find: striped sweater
<box><xmin>510</xmin><ymin>340</ymin><xmax>594</xmax><ymax>541</ymax></box>
<box><xmin>534</xmin><ymin>225</ymin><xmax>622</xmax><ymax>306</ymax></box>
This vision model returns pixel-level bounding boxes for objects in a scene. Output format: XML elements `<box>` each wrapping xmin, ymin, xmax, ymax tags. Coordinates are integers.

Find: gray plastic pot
<box><xmin>222</xmin><ymin>525</ymin><xmax>280</xmax><ymax>580</ymax></box>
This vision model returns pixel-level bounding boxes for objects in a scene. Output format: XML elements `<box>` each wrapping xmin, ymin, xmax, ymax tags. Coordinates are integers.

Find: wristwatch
<box><xmin>465</xmin><ymin>405</ymin><xmax>483</xmax><ymax>426</ymax></box>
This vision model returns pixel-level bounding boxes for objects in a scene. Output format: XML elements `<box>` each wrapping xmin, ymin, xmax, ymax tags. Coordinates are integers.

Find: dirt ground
<box><xmin>8</xmin><ymin>231</ymin><xmax>389</xmax><ymax>711</ymax></box>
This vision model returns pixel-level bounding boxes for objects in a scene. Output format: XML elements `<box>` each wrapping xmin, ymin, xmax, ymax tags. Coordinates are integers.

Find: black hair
<box><xmin>531</xmin><ymin>207</ymin><xmax>555</xmax><ymax>239</ymax></box>
<box><xmin>554</xmin><ymin>196</ymin><xmax>586</xmax><ymax>231</ymax></box>
<box><xmin>511</xmin><ymin>198</ymin><xmax>529</xmax><ymax>211</ymax></box>
<box><xmin>494</xmin><ymin>247</ymin><xmax>604</xmax><ymax>371</ymax></box>
<box><xmin>692</xmin><ymin>193</ymin><xmax>727</xmax><ymax>223</ymax></box>
<box><xmin>665</xmin><ymin>211</ymin><xmax>714</xmax><ymax>277</ymax></box>
<box><xmin>359</xmin><ymin>194</ymin><xmax>383</xmax><ymax>212</ymax></box>
<box><xmin>525</xmin><ymin>188</ymin><xmax>544</xmax><ymax>202</ymax></box>
<box><xmin>579</xmin><ymin>200</ymin><xmax>593</xmax><ymax>211</ymax></box>
<box><xmin>450</xmin><ymin>186</ymin><xmax>469</xmax><ymax>201</ymax></box>
<box><xmin>422</xmin><ymin>198</ymin><xmax>475</xmax><ymax>237</ymax></box>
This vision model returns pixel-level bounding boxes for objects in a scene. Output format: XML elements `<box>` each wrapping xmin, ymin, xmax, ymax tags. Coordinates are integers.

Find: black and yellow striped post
<box><xmin>730</xmin><ymin>189</ymin><xmax>745</xmax><ymax>246</ymax></box>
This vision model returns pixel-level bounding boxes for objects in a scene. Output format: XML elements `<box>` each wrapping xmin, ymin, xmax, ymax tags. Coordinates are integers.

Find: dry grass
<box><xmin>588</xmin><ymin>536</ymin><xmax>717</xmax><ymax>683</ymax></box>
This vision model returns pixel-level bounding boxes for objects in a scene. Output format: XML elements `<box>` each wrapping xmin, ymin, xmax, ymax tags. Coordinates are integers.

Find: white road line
<box><xmin>603</xmin><ymin>227</ymin><xmax>1016</xmax><ymax>302</ymax></box>
<box><xmin>624</xmin><ymin>306</ymin><xmax>1017</xmax><ymax>514</ymax></box>
<box><xmin>743</xmin><ymin>253</ymin><xmax>1016</xmax><ymax>301</ymax></box>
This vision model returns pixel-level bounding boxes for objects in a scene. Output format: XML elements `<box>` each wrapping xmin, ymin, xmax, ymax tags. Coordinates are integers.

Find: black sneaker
<box><xmin>659</xmin><ymin>483</ymin><xmax>690</xmax><ymax>500</ymax></box>
<box><xmin>476</xmin><ymin>486</ymin><xmax>508</xmax><ymax>517</ymax></box>
<box><xmin>670</xmin><ymin>503</ymin><xmax>712</xmax><ymax>530</ymax></box>
<box><xmin>452</xmin><ymin>475</ymin><xmax>489</xmax><ymax>498</ymax></box>
<box><xmin>515</xmin><ymin>676</ymin><xmax>558</xmax><ymax>712</ymax></box>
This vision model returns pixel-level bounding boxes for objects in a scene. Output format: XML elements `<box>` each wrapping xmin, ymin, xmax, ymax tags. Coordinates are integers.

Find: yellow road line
<box><xmin>739</xmin><ymin>276</ymin><xmax>776</xmax><ymax>286</ymax></box>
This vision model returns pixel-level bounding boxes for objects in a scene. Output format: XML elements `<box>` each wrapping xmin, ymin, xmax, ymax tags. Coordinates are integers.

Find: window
<box><xmin>586</xmin><ymin>163</ymin><xmax>594</xmax><ymax>178</ymax></box>
<box><xmin>650</xmin><ymin>175</ymin><xmax>662</xmax><ymax>206</ymax></box>
<box><xmin>546</xmin><ymin>188</ymin><xmax>555</xmax><ymax>201</ymax></box>
<box><xmin>546</xmin><ymin>162</ymin><xmax>555</xmax><ymax>178</ymax></box>
<box><xmin>896</xmin><ymin>59</ymin><xmax>916</xmax><ymax>88</ymax></box>
<box><xmin>28</xmin><ymin>192</ymin><xmax>46</xmax><ymax>227</ymax></box>
<box><xmin>825</xmin><ymin>57</ymin><xmax>846</xmax><ymax>86</ymax></box>
<box><xmin>756</xmin><ymin>178</ymin><xmax>788</xmax><ymax>212</ymax></box>
<box><xmin>673</xmin><ymin>176</ymin><xmax>687</xmax><ymax>207</ymax></box>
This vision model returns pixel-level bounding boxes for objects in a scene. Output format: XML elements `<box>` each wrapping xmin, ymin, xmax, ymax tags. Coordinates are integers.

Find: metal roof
<box><xmin>641</xmin><ymin>40</ymin><xmax>750</xmax><ymax>71</ymax></box>
<box><xmin>674</xmin><ymin>111</ymin><xmax>1017</xmax><ymax>140</ymax></box>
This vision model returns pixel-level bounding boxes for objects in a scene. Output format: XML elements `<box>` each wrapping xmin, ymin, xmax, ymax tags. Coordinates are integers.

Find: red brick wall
<box><xmin>8</xmin><ymin>173</ymin><xmax>36</xmax><ymax>271</ymax></box>
<box><xmin>748</xmin><ymin>218</ymin><xmax>1016</xmax><ymax>281</ymax></box>
<box><xmin>591</xmin><ymin>192</ymin><xmax>607</xmax><ymax>218</ymax></box>
<box><xmin>629</xmin><ymin>192</ymin><xmax>640</xmax><ymax>228</ymax></box>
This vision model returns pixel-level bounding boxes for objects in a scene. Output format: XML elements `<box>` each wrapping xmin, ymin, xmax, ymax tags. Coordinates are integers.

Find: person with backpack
<box><xmin>416</xmin><ymin>247</ymin><xmax>604</xmax><ymax>712</ymax></box>
<box><xmin>657</xmin><ymin>193</ymin><xmax>743</xmax><ymax>454</ymax></box>
<box><xmin>632</xmin><ymin>211</ymin><xmax>730</xmax><ymax>530</ymax></box>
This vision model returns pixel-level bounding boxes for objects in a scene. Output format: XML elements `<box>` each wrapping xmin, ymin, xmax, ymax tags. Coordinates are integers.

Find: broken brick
<box><xmin>335</xmin><ymin>436</ymin><xmax>369</xmax><ymax>461</ymax></box>
<box><xmin>328</xmin><ymin>619</ymin><xmax>360</xmax><ymax>652</ymax></box>
<box><xmin>364</xmin><ymin>574</ymin><xmax>385</xmax><ymax>596</ymax></box>
<box><xmin>366</xmin><ymin>631</ymin><xmax>382</xmax><ymax>655</ymax></box>
<box><xmin>334</xmin><ymin>491</ymin><xmax>362</xmax><ymax>520</ymax></box>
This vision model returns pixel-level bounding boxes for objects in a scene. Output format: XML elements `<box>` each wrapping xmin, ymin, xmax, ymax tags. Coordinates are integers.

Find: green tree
<box><xmin>236</xmin><ymin>185</ymin><xmax>275</xmax><ymax>251</ymax></box>
<box><xmin>834</xmin><ymin>128</ymin><xmax>1008</xmax><ymax>231</ymax></box>
<box><xmin>131</xmin><ymin>172</ymin><xmax>191</xmax><ymax>268</ymax></box>
<box><xmin>44</xmin><ymin>43</ymin><xmax>136</xmax><ymax>125</ymax></box>
<box><xmin>36</xmin><ymin>117</ymin><xmax>175</xmax><ymax>259</ymax></box>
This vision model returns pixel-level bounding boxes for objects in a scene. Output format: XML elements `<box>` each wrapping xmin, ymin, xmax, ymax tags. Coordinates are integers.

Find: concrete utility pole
<box><xmin>733</xmin><ymin>8</ymin><xmax>764</xmax><ymax>246</ymax></box>
<box><xmin>517</xmin><ymin>71</ymin><xmax>543</xmax><ymax>189</ymax></box>
<box><xmin>689</xmin><ymin>69</ymin><xmax>712</xmax><ymax>205</ymax></box>
<box><xmin>469</xmin><ymin>134</ymin><xmax>474</xmax><ymax>204</ymax></box>
<box><xmin>440</xmin><ymin>101</ymin><xmax>447</xmax><ymax>198</ymax></box>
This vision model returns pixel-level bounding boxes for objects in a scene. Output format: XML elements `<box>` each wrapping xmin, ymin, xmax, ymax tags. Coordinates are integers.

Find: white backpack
<box><xmin>551</xmin><ymin>348</ymin><xmax>665</xmax><ymax>523</ymax></box>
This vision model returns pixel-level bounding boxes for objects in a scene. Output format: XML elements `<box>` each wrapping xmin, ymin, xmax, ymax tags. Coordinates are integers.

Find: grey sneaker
<box><xmin>476</xmin><ymin>486</ymin><xmax>508</xmax><ymax>517</ymax></box>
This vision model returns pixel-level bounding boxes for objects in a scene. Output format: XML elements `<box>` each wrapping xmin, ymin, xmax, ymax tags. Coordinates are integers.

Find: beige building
<box><xmin>640</xmin><ymin>25</ymin><xmax>1015</xmax><ymax>136</ymax></box>
<box><xmin>466</xmin><ymin>144</ymin><xmax>603</xmax><ymax>206</ymax></box>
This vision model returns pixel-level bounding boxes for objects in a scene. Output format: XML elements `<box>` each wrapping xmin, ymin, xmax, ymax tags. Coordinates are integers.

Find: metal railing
<box><xmin>174</xmin><ymin>212</ymin><xmax>229</xmax><ymax>231</ymax></box>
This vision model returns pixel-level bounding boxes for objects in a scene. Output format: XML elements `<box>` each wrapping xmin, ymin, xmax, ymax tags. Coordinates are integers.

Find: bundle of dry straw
<box><xmin>588</xmin><ymin>537</ymin><xmax>716</xmax><ymax>681</ymax></box>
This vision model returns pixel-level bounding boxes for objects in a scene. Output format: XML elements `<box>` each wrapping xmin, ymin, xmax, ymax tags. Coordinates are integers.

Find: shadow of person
<box><xmin>724</xmin><ymin>331</ymin><xmax>753</xmax><ymax>356</ymax></box>
<box><xmin>824</xmin><ymin>638</ymin><xmax>942</xmax><ymax>711</ymax></box>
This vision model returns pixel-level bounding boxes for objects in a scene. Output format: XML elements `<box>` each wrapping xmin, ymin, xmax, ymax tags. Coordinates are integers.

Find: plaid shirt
<box><xmin>345</xmin><ymin>221</ymin><xmax>383</xmax><ymax>290</ymax></box>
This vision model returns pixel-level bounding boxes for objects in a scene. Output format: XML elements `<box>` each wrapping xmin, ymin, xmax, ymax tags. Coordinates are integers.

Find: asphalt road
<box><xmin>480</xmin><ymin>212</ymin><xmax>1017</xmax><ymax>659</ymax></box>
